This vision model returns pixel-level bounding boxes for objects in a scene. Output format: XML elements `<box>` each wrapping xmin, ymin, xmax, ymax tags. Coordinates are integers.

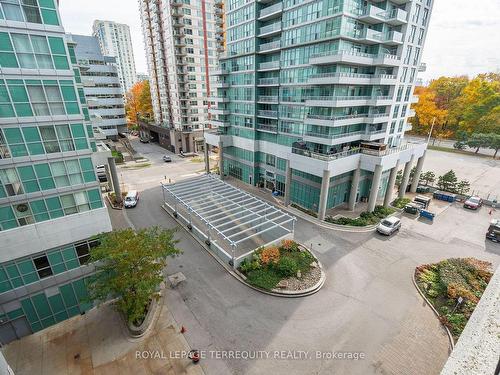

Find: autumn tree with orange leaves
<box><xmin>125</xmin><ymin>80</ymin><xmax>153</xmax><ymax>128</ymax></box>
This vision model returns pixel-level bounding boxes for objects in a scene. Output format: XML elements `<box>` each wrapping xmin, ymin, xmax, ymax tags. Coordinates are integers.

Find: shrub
<box><xmin>239</xmin><ymin>258</ymin><xmax>261</xmax><ymax>273</ymax></box>
<box><xmin>276</xmin><ymin>256</ymin><xmax>299</xmax><ymax>277</ymax></box>
<box><xmin>281</xmin><ymin>239</ymin><xmax>299</xmax><ymax>252</ymax></box>
<box><xmin>259</xmin><ymin>246</ymin><xmax>280</xmax><ymax>265</ymax></box>
<box><xmin>245</xmin><ymin>269</ymin><xmax>282</xmax><ymax>290</ymax></box>
<box><xmin>392</xmin><ymin>197</ymin><xmax>412</xmax><ymax>209</ymax></box>
<box><xmin>291</xmin><ymin>203</ymin><xmax>318</xmax><ymax>218</ymax></box>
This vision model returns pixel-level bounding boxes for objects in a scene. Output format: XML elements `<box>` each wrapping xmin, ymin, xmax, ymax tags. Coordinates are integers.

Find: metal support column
<box><xmin>204</xmin><ymin>142</ymin><xmax>210</xmax><ymax>174</ymax></box>
<box><xmin>348</xmin><ymin>163</ymin><xmax>361</xmax><ymax>211</ymax></box>
<box><xmin>318</xmin><ymin>169</ymin><xmax>331</xmax><ymax>221</ymax></box>
<box><xmin>107</xmin><ymin>156</ymin><xmax>122</xmax><ymax>204</ymax></box>
<box><xmin>368</xmin><ymin>164</ymin><xmax>383</xmax><ymax>213</ymax></box>
<box><xmin>284</xmin><ymin>160</ymin><xmax>292</xmax><ymax>207</ymax></box>
<box><xmin>399</xmin><ymin>155</ymin><xmax>414</xmax><ymax>199</ymax></box>
<box><xmin>410</xmin><ymin>151</ymin><xmax>426</xmax><ymax>193</ymax></box>
<box><xmin>384</xmin><ymin>160</ymin><xmax>400</xmax><ymax>207</ymax></box>
<box><xmin>218</xmin><ymin>140</ymin><xmax>224</xmax><ymax>180</ymax></box>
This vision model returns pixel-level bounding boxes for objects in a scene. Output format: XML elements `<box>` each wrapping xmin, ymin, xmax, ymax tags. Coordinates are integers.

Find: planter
<box><xmin>126</xmin><ymin>294</ymin><xmax>162</xmax><ymax>338</ymax></box>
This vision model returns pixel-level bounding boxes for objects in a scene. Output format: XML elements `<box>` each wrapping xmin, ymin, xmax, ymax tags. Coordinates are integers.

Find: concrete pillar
<box><xmin>284</xmin><ymin>160</ymin><xmax>292</xmax><ymax>206</ymax></box>
<box><xmin>107</xmin><ymin>157</ymin><xmax>122</xmax><ymax>204</ymax></box>
<box><xmin>410</xmin><ymin>151</ymin><xmax>426</xmax><ymax>193</ymax></box>
<box><xmin>384</xmin><ymin>160</ymin><xmax>400</xmax><ymax>207</ymax></box>
<box><xmin>218</xmin><ymin>140</ymin><xmax>224</xmax><ymax>180</ymax></box>
<box><xmin>318</xmin><ymin>169</ymin><xmax>331</xmax><ymax>221</ymax></box>
<box><xmin>399</xmin><ymin>155</ymin><xmax>414</xmax><ymax>199</ymax></box>
<box><xmin>204</xmin><ymin>142</ymin><xmax>210</xmax><ymax>174</ymax></box>
<box><xmin>367</xmin><ymin>164</ymin><xmax>383</xmax><ymax>212</ymax></box>
<box><xmin>348</xmin><ymin>163</ymin><xmax>361</xmax><ymax>211</ymax></box>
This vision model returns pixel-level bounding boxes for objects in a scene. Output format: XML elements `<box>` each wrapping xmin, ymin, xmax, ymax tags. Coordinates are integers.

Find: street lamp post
<box><xmin>426</xmin><ymin>117</ymin><xmax>436</xmax><ymax>145</ymax></box>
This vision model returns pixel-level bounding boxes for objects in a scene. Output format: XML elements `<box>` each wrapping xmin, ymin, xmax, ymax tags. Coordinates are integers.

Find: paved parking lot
<box><xmin>423</xmin><ymin>149</ymin><xmax>500</xmax><ymax>200</ymax></box>
<box><xmin>114</xmin><ymin>140</ymin><xmax>500</xmax><ymax>375</ymax></box>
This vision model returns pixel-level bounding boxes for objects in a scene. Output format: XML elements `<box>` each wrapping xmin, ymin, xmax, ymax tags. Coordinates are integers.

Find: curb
<box><xmin>412</xmin><ymin>272</ymin><xmax>455</xmax><ymax>353</ymax></box>
<box><xmin>105</xmin><ymin>195</ymin><xmax>123</xmax><ymax>210</ymax></box>
<box><xmin>161</xmin><ymin>204</ymin><xmax>326</xmax><ymax>298</ymax></box>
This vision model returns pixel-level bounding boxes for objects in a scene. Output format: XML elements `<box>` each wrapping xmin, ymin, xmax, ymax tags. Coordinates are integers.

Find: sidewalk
<box><xmin>1</xmin><ymin>293</ymin><xmax>205</xmax><ymax>375</ymax></box>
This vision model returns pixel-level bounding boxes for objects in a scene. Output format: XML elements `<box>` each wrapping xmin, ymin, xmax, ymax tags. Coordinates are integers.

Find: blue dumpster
<box><xmin>433</xmin><ymin>191</ymin><xmax>456</xmax><ymax>202</ymax></box>
<box><xmin>420</xmin><ymin>210</ymin><xmax>435</xmax><ymax>221</ymax></box>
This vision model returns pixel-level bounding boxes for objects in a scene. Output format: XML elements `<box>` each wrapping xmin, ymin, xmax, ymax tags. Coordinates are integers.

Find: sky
<box><xmin>59</xmin><ymin>0</ymin><xmax>500</xmax><ymax>82</ymax></box>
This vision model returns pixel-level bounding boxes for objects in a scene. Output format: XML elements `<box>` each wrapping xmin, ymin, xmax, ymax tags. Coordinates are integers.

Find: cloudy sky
<box><xmin>59</xmin><ymin>0</ymin><xmax>500</xmax><ymax>82</ymax></box>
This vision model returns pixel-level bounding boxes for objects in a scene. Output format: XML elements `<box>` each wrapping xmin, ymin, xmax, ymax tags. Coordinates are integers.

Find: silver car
<box><xmin>377</xmin><ymin>217</ymin><xmax>401</xmax><ymax>236</ymax></box>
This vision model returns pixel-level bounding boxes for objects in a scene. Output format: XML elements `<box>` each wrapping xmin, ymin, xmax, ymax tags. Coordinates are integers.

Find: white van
<box><xmin>124</xmin><ymin>190</ymin><xmax>139</xmax><ymax>208</ymax></box>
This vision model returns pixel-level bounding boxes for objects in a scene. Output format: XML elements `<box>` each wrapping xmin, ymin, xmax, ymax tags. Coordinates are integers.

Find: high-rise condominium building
<box><xmin>73</xmin><ymin>35</ymin><xmax>127</xmax><ymax>139</ymax></box>
<box><xmin>205</xmin><ymin>0</ymin><xmax>433</xmax><ymax>219</ymax></box>
<box><xmin>0</xmin><ymin>0</ymin><xmax>111</xmax><ymax>343</ymax></box>
<box><xmin>92</xmin><ymin>20</ymin><xmax>137</xmax><ymax>94</ymax></box>
<box><xmin>138</xmin><ymin>0</ymin><xmax>218</xmax><ymax>154</ymax></box>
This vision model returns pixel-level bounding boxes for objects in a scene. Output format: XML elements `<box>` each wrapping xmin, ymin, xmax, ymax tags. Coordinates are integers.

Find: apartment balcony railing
<box><xmin>257</xmin><ymin>110</ymin><xmax>278</xmax><ymax>118</ymax></box>
<box><xmin>259</xmin><ymin>61</ymin><xmax>280</xmax><ymax>70</ymax></box>
<box><xmin>258</xmin><ymin>95</ymin><xmax>279</xmax><ymax>102</ymax></box>
<box><xmin>258</xmin><ymin>22</ymin><xmax>282</xmax><ymax>36</ymax></box>
<box><xmin>304</xmin><ymin>130</ymin><xmax>364</xmax><ymax>139</ymax></box>
<box><xmin>259</xmin><ymin>2</ymin><xmax>283</xmax><ymax>19</ymax></box>
<box><xmin>305</xmin><ymin>112</ymin><xmax>389</xmax><ymax>123</ymax></box>
<box><xmin>258</xmin><ymin>77</ymin><xmax>279</xmax><ymax>85</ymax></box>
<box><xmin>292</xmin><ymin>147</ymin><xmax>361</xmax><ymax>162</ymax></box>
<box><xmin>309</xmin><ymin>50</ymin><xmax>401</xmax><ymax>66</ymax></box>
<box><xmin>259</xmin><ymin>40</ymin><xmax>281</xmax><ymax>52</ymax></box>
<box><xmin>256</xmin><ymin>123</ymin><xmax>278</xmax><ymax>132</ymax></box>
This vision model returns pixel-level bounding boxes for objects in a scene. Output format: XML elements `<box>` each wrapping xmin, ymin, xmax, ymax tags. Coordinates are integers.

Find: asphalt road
<box><xmin>117</xmin><ymin>140</ymin><xmax>500</xmax><ymax>375</ymax></box>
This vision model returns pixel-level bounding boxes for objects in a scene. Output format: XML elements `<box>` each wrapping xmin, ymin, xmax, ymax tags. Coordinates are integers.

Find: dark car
<box><xmin>463</xmin><ymin>196</ymin><xmax>482</xmax><ymax>210</ymax></box>
<box><xmin>486</xmin><ymin>219</ymin><xmax>500</xmax><ymax>242</ymax></box>
<box><xmin>139</xmin><ymin>138</ymin><xmax>149</xmax><ymax>143</ymax></box>
<box><xmin>163</xmin><ymin>155</ymin><xmax>172</xmax><ymax>162</ymax></box>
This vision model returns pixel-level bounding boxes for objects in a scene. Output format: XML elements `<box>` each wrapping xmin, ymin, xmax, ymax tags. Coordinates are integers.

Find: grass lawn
<box><xmin>415</xmin><ymin>258</ymin><xmax>493</xmax><ymax>340</ymax></box>
<box><xmin>240</xmin><ymin>241</ymin><xmax>316</xmax><ymax>290</ymax></box>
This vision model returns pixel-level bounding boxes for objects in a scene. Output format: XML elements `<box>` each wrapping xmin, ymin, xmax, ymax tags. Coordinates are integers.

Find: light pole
<box><xmin>426</xmin><ymin>117</ymin><xmax>436</xmax><ymax>145</ymax></box>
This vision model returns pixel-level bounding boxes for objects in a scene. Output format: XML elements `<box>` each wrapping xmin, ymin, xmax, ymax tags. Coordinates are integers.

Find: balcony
<box><xmin>259</xmin><ymin>2</ymin><xmax>283</xmax><ymax>21</ymax></box>
<box><xmin>358</xmin><ymin>29</ymin><xmax>403</xmax><ymax>45</ymax></box>
<box><xmin>257</xmin><ymin>110</ymin><xmax>278</xmax><ymax>118</ymax></box>
<box><xmin>209</xmin><ymin>108</ymin><xmax>230</xmax><ymax>115</ymax></box>
<box><xmin>361</xmin><ymin>129</ymin><xmax>387</xmax><ymax>141</ymax></box>
<box><xmin>213</xmin><ymin>67</ymin><xmax>228</xmax><ymax>75</ymax></box>
<box><xmin>258</xmin><ymin>77</ymin><xmax>279</xmax><ymax>86</ymax></box>
<box><xmin>309</xmin><ymin>50</ymin><xmax>401</xmax><ymax>67</ymax></box>
<box><xmin>214</xmin><ymin>80</ymin><xmax>229</xmax><ymax>88</ymax></box>
<box><xmin>308</xmin><ymin>72</ymin><xmax>397</xmax><ymax>86</ymax></box>
<box><xmin>258</xmin><ymin>60</ymin><xmax>280</xmax><ymax>71</ymax></box>
<box><xmin>411</xmin><ymin>95</ymin><xmax>419</xmax><ymax>103</ymax></box>
<box><xmin>408</xmin><ymin>109</ymin><xmax>416</xmax><ymax>117</ymax></box>
<box><xmin>384</xmin><ymin>8</ymin><xmax>408</xmax><ymax>25</ymax></box>
<box><xmin>258</xmin><ymin>22</ymin><xmax>282</xmax><ymax>37</ymax></box>
<box><xmin>359</xmin><ymin>4</ymin><xmax>386</xmax><ymax>24</ymax></box>
<box><xmin>292</xmin><ymin>147</ymin><xmax>361</xmax><ymax>162</ymax></box>
<box><xmin>171</xmin><ymin>0</ymin><xmax>183</xmax><ymax>6</ymax></box>
<box><xmin>384</xmin><ymin>30</ymin><xmax>403</xmax><ymax>45</ymax></box>
<box><xmin>256</xmin><ymin>123</ymin><xmax>278</xmax><ymax>133</ymax></box>
<box><xmin>204</xmin><ymin>129</ymin><xmax>233</xmax><ymax>146</ymax></box>
<box><xmin>304</xmin><ymin>113</ymin><xmax>390</xmax><ymax>127</ymax></box>
<box><xmin>258</xmin><ymin>95</ymin><xmax>279</xmax><ymax>103</ymax></box>
<box><xmin>211</xmin><ymin>96</ymin><xmax>230</xmax><ymax>103</ymax></box>
<box><xmin>210</xmin><ymin>119</ymin><xmax>230</xmax><ymax>127</ymax></box>
<box><xmin>303</xmin><ymin>130</ymin><xmax>365</xmax><ymax>145</ymax></box>
<box><xmin>305</xmin><ymin>95</ymin><xmax>392</xmax><ymax>107</ymax></box>
<box><xmin>258</xmin><ymin>40</ymin><xmax>280</xmax><ymax>53</ymax></box>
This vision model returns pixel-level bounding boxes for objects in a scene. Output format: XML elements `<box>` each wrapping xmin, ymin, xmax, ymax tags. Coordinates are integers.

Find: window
<box><xmin>417</xmin><ymin>28</ymin><xmax>425</xmax><ymax>45</ymax></box>
<box><xmin>11</xmin><ymin>33</ymin><xmax>36</xmax><ymax>69</ymax></box>
<box><xmin>33</xmin><ymin>255</ymin><xmax>53</xmax><ymax>278</ymax></box>
<box><xmin>40</xmin><ymin>125</ymin><xmax>60</xmax><ymax>153</ymax></box>
<box><xmin>0</xmin><ymin>130</ymin><xmax>10</xmax><ymax>159</ymax></box>
<box><xmin>0</xmin><ymin>168</ymin><xmax>23</xmax><ymax>196</ymax></box>
<box><xmin>413</xmin><ymin>48</ymin><xmax>421</xmax><ymax>65</ymax></box>
<box><xmin>422</xmin><ymin>8</ymin><xmax>429</xmax><ymax>26</ymax></box>
<box><xmin>13</xmin><ymin>202</ymin><xmax>34</xmax><ymax>226</ymax></box>
<box><xmin>75</xmin><ymin>242</ymin><xmax>90</xmax><ymax>265</ymax></box>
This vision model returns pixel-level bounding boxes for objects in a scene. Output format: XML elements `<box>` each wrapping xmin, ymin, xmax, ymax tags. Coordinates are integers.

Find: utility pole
<box><xmin>426</xmin><ymin>117</ymin><xmax>436</xmax><ymax>145</ymax></box>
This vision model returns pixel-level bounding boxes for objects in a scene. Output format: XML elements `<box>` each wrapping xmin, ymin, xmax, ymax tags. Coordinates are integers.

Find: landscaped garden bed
<box><xmin>325</xmin><ymin>205</ymin><xmax>396</xmax><ymax>226</ymax></box>
<box><xmin>238</xmin><ymin>240</ymin><xmax>322</xmax><ymax>292</ymax></box>
<box><xmin>415</xmin><ymin>258</ymin><xmax>493</xmax><ymax>341</ymax></box>
<box><xmin>391</xmin><ymin>197</ymin><xmax>412</xmax><ymax>209</ymax></box>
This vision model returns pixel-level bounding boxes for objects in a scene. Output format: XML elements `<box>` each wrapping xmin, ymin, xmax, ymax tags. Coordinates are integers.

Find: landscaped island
<box><xmin>415</xmin><ymin>258</ymin><xmax>493</xmax><ymax>341</ymax></box>
<box><xmin>238</xmin><ymin>240</ymin><xmax>321</xmax><ymax>292</ymax></box>
<box><xmin>326</xmin><ymin>205</ymin><xmax>396</xmax><ymax>226</ymax></box>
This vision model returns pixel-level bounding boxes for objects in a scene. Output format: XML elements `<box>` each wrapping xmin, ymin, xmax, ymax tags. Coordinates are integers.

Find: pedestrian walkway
<box><xmin>1</xmin><ymin>293</ymin><xmax>205</xmax><ymax>375</ymax></box>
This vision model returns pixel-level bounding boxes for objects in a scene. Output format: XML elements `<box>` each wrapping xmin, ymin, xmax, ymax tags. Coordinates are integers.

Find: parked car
<box><xmin>163</xmin><ymin>155</ymin><xmax>172</xmax><ymax>162</ymax></box>
<box><xmin>96</xmin><ymin>165</ymin><xmax>107</xmax><ymax>182</ymax></box>
<box><xmin>377</xmin><ymin>216</ymin><xmax>401</xmax><ymax>236</ymax></box>
<box><xmin>139</xmin><ymin>138</ymin><xmax>149</xmax><ymax>143</ymax></box>
<box><xmin>463</xmin><ymin>196</ymin><xmax>483</xmax><ymax>210</ymax></box>
<box><xmin>124</xmin><ymin>190</ymin><xmax>139</xmax><ymax>208</ymax></box>
<box><xmin>486</xmin><ymin>219</ymin><xmax>500</xmax><ymax>242</ymax></box>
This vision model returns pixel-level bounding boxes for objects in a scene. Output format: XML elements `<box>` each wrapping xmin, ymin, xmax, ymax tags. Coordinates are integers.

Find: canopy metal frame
<box><xmin>161</xmin><ymin>174</ymin><xmax>296</xmax><ymax>257</ymax></box>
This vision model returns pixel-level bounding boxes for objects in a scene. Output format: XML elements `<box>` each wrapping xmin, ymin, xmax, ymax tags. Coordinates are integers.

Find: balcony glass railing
<box><xmin>259</xmin><ymin>22</ymin><xmax>282</xmax><ymax>35</ymax></box>
<box><xmin>309</xmin><ymin>72</ymin><xmax>397</xmax><ymax>80</ymax></box>
<box><xmin>258</xmin><ymin>95</ymin><xmax>279</xmax><ymax>102</ymax></box>
<box><xmin>257</xmin><ymin>110</ymin><xmax>278</xmax><ymax>117</ymax></box>
<box><xmin>310</xmin><ymin>49</ymin><xmax>400</xmax><ymax>61</ymax></box>
<box><xmin>259</xmin><ymin>61</ymin><xmax>280</xmax><ymax>70</ymax></box>
<box><xmin>292</xmin><ymin>147</ymin><xmax>361</xmax><ymax>161</ymax></box>
<box><xmin>304</xmin><ymin>130</ymin><xmax>364</xmax><ymax>139</ymax></box>
<box><xmin>258</xmin><ymin>77</ymin><xmax>279</xmax><ymax>85</ymax></box>
<box><xmin>259</xmin><ymin>2</ymin><xmax>283</xmax><ymax>18</ymax></box>
<box><xmin>305</xmin><ymin>113</ymin><xmax>389</xmax><ymax>122</ymax></box>
<box><xmin>256</xmin><ymin>123</ymin><xmax>278</xmax><ymax>132</ymax></box>
<box><xmin>259</xmin><ymin>41</ymin><xmax>281</xmax><ymax>52</ymax></box>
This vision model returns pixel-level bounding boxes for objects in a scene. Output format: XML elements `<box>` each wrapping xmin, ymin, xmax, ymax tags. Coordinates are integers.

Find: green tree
<box><xmin>466</xmin><ymin>133</ymin><xmax>490</xmax><ymax>153</ymax></box>
<box><xmin>87</xmin><ymin>227</ymin><xmax>181</xmax><ymax>324</ymax></box>
<box><xmin>420</xmin><ymin>171</ymin><xmax>436</xmax><ymax>186</ymax></box>
<box><xmin>456</xmin><ymin>180</ymin><xmax>471</xmax><ymax>195</ymax></box>
<box><xmin>485</xmin><ymin>133</ymin><xmax>500</xmax><ymax>158</ymax></box>
<box><xmin>437</xmin><ymin>170</ymin><xmax>458</xmax><ymax>192</ymax></box>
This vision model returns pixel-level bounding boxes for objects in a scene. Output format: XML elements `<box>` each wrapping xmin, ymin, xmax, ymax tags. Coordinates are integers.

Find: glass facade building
<box><xmin>206</xmin><ymin>0</ymin><xmax>433</xmax><ymax>218</ymax></box>
<box><xmin>0</xmin><ymin>0</ymin><xmax>112</xmax><ymax>344</ymax></box>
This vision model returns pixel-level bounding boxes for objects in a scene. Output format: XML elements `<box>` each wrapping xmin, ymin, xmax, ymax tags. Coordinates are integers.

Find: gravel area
<box><xmin>274</xmin><ymin>263</ymin><xmax>322</xmax><ymax>291</ymax></box>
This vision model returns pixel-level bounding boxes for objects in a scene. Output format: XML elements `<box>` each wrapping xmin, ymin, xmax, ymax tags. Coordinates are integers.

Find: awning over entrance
<box><xmin>161</xmin><ymin>174</ymin><xmax>296</xmax><ymax>266</ymax></box>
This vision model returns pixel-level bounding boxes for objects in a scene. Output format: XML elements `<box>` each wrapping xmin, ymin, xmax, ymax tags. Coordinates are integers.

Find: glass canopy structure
<box><xmin>161</xmin><ymin>174</ymin><xmax>296</xmax><ymax>267</ymax></box>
